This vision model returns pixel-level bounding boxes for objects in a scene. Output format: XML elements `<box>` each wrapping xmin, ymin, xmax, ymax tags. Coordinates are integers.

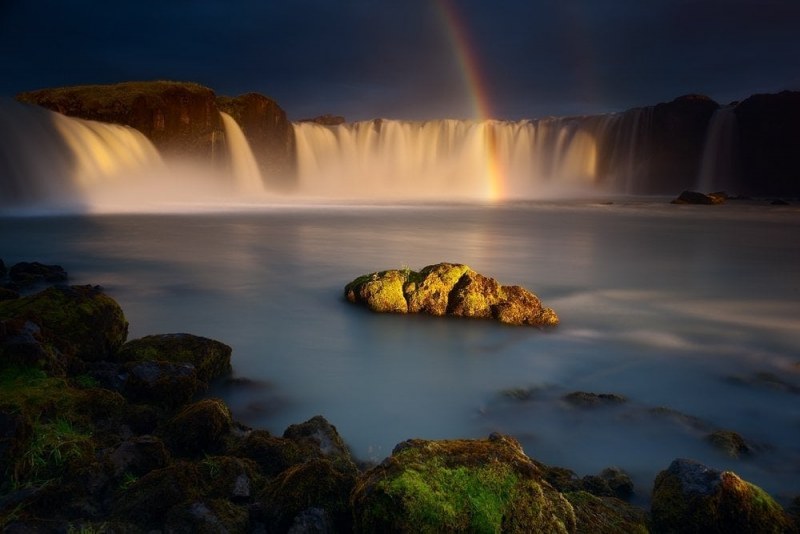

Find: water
<box><xmin>2</xmin><ymin>200</ymin><xmax>798</xmax><ymax>504</ymax></box>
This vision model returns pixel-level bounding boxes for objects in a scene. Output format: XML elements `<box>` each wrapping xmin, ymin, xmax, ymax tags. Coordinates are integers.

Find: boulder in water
<box><xmin>671</xmin><ymin>190</ymin><xmax>727</xmax><ymax>204</ymax></box>
<box><xmin>344</xmin><ymin>263</ymin><xmax>558</xmax><ymax>327</ymax></box>
<box><xmin>116</xmin><ymin>333</ymin><xmax>232</xmax><ymax>383</ymax></box>
<box><xmin>650</xmin><ymin>458</ymin><xmax>792</xmax><ymax>533</ymax></box>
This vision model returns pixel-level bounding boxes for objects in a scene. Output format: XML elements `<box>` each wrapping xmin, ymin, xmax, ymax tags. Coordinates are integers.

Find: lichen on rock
<box><xmin>345</xmin><ymin>263</ymin><xmax>558</xmax><ymax>327</ymax></box>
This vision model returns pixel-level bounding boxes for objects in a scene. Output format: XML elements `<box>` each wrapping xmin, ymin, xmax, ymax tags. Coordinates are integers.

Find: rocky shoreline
<box><xmin>1</xmin><ymin>261</ymin><xmax>798</xmax><ymax>532</ymax></box>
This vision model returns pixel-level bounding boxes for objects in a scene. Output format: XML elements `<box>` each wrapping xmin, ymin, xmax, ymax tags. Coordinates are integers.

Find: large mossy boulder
<box><xmin>650</xmin><ymin>458</ymin><xmax>792</xmax><ymax>533</ymax></box>
<box><xmin>162</xmin><ymin>398</ymin><xmax>233</xmax><ymax>457</ymax></box>
<box><xmin>0</xmin><ymin>285</ymin><xmax>128</xmax><ymax>367</ymax></box>
<box><xmin>117</xmin><ymin>333</ymin><xmax>232</xmax><ymax>383</ymax></box>
<box><xmin>345</xmin><ymin>263</ymin><xmax>559</xmax><ymax>327</ymax></box>
<box><xmin>351</xmin><ymin>433</ymin><xmax>576</xmax><ymax>533</ymax></box>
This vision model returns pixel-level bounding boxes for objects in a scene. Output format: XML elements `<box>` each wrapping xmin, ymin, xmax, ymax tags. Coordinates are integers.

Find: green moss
<box><xmin>381</xmin><ymin>460</ymin><xmax>519</xmax><ymax>532</ymax></box>
<box><xmin>20</xmin><ymin>417</ymin><xmax>94</xmax><ymax>487</ymax></box>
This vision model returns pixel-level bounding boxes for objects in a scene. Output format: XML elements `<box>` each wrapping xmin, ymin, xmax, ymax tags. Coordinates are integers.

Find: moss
<box><xmin>229</xmin><ymin>429</ymin><xmax>303</xmax><ymax>477</ymax></box>
<box><xmin>408</xmin><ymin>263</ymin><xmax>471</xmax><ymax>315</ymax></box>
<box><xmin>117</xmin><ymin>333</ymin><xmax>232</xmax><ymax>382</ymax></box>
<box><xmin>352</xmin><ymin>435</ymin><xmax>576</xmax><ymax>533</ymax></box>
<box><xmin>566</xmin><ymin>491</ymin><xmax>649</xmax><ymax>534</ymax></box>
<box><xmin>345</xmin><ymin>269</ymin><xmax>409</xmax><ymax>313</ymax></box>
<box><xmin>0</xmin><ymin>285</ymin><xmax>128</xmax><ymax>363</ymax></box>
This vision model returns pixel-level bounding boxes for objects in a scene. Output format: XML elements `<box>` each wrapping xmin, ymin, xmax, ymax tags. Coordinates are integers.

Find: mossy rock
<box><xmin>345</xmin><ymin>263</ymin><xmax>559</xmax><ymax>327</ymax></box>
<box><xmin>650</xmin><ymin>458</ymin><xmax>792</xmax><ymax>533</ymax></box>
<box><xmin>162</xmin><ymin>398</ymin><xmax>233</xmax><ymax>457</ymax></box>
<box><xmin>562</xmin><ymin>391</ymin><xmax>628</xmax><ymax>408</ymax></box>
<box><xmin>200</xmin><ymin>455</ymin><xmax>263</xmax><ymax>502</ymax></box>
<box><xmin>122</xmin><ymin>360</ymin><xmax>202</xmax><ymax>408</ymax></box>
<box><xmin>229</xmin><ymin>429</ymin><xmax>304</xmax><ymax>478</ymax></box>
<box><xmin>0</xmin><ymin>285</ymin><xmax>128</xmax><ymax>364</ymax></box>
<box><xmin>164</xmin><ymin>498</ymin><xmax>250</xmax><ymax>533</ymax></box>
<box><xmin>351</xmin><ymin>433</ymin><xmax>576</xmax><ymax>533</ymax></box>
<box><xmin>117</xmin><ymin>333</ymin><xmax>232</xmax><ymax>383</ymax></box>
<box><xmin>282</xmin><ymin>415</ymin><xmax>357</xmax><ymax>474</ymax></box>
<box><xmin>706</xmin><ymin>430</ymin><xmax>753</xmax><ymax>458</ymax></box>
<box><xmin>566</xmin><ymin>491</ymin><xmax>649</xmax><ymax>534</ymax></box>
<box><xmin>259</xmin><ymin>458</ymin><xmax>357</xmax><ymax>532</ymax></box>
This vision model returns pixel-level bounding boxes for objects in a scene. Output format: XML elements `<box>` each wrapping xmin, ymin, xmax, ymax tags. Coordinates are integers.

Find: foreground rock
<box><xmin>345</xmin><ymin>262</ymin><xmax>559</xmax><ymax>327</ymax></box>
<box><xmin>351</xmin><ymin>434</ymin><xmax>576</xmax><ymax>532</ymax></box>
<box><xmin>650</xmin><ymin>458</ymin><xmax>792</xmax><ymax>533</ymax></box>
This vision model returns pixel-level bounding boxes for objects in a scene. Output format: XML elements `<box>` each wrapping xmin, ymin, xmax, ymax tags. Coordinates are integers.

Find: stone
<box><xmin>117</xmin><ymin>333</ymin><xmax>232</xmax><ymax>383</ymax></box>
<box><xmin>351</xmin><ymin>433</ymin><xmax>576</xmax><ymax>533</ymax></box>
<box><xmin>345</xmin><ymin>263</ymin><xmax>558</xmax><ymax>327</ymax></box>
<box><xmin>282</xmin><ymin>415</ymin><xmax>356</xmax><ymax>474</ymax></box>
<box><xmin>562</xmin><ymin>391</ymin><xmax>627</xmax><ymax>408</ymax></box>
<box><xmin>650</xmin><ymin>458</ymin><xmax>791</xmax><ymax>533</ymax></box>
<box><xmin>229</xmin><ymin>429</ymin><xmax>303</xmax><ymax>478</ymax></box>
<box><xmin>162</xmin><ymin>398</ymin><xmax>233</xmax><ymax>457</ymax></box>
<box><xmin>706</xmin><ymin>430</ymin><xmax>753</xmax><ymax>458</ymax></box>
<box><xmin>671</xmin><ymin>190</ymin><xmax>727</xmax><ymax>205</ymax></box>
<box><xmin>122</xmin><ymin>360</ymin><xmax>202</xmax><ymax>408</ymax></box>
<box><xmin>0</xmin><ymin>285</ymin><xmax>128</xmax><ymax>364</ymax></box>
<box><xmin>566</xmin><ymin>492</ymin><xmax>649</xmax><ymax>534</ymax></box>
<box><xmin>108</xmin><ymin>435</ymin><xmax>170</xmax><ymax>477</ymax></box>
<box><xmin>8</xmin><ymin>262</ymin><xmax>67</xmax><ymax>288</ymax></box>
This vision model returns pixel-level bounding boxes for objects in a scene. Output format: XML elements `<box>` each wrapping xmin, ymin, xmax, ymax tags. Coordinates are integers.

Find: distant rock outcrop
<box><xmin>298</xmin><ymin>114</ymin><xmax>346</xmax><ymax>125</ymax></box>
<box><xmin>344</xmin><ymin>262</ymin><xmax>559</xmax><ymax>327</ymax></box>
<box><xmin>17</xmin><ymin>81</ymin><xmax>223</xmax><ymax>160</ymax></box>
<box><xmin>671</xmin><ymin>190</ymin><xmax>727</xmax><ymax>205</ymax></box>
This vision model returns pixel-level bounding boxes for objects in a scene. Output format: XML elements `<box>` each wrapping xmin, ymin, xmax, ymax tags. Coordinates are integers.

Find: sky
<box><xmin>1</xmin><ymin>0</ymin><xmax>799</xmax><ymax>121</ymax></box>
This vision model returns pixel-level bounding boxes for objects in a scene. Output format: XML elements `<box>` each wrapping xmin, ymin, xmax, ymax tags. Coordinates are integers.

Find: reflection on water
<box><xmin>1</xmin><ymin>199</ymin><xmax>799</xmax><ymax>503</ymax></box>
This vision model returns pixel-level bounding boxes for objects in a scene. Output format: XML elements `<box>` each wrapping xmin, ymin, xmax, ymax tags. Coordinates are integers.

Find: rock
<box><xmin>200</xmin><ymin>455</ymin><xmax>262</xmax><ymax>502</ymax></box>
<box><xmin>671</xmin><ymin>190</ymin><xmax>727</xmax><ymax>205</ymax></box>
<box><xmin>650</xmin><ymin>458</ymin><xmax>792</xmax><ymax>533</ymax></box>
<box><xmin>771</xmin><ymin>199</ymin><xmax>791</xmax><ymax>205</ymax></box>
<box><xmin>735</xmin><ymin>91</ymin><xmax>800</xmax><ymax>196</ymax></box>
<box><xmin>259</xmin><ymin>458</ymin><xmax>356</xmax><ymax>532</ymax></box>
<box><xmin>706</xmin><ymin>430</ymin><xmax>753</xmax><ymax>458</ymax></box>
<box><xmin>162</xmin><ymin>398</ymin><xmax>233</xmax><ymax>457</ymax></box>
<box><xmin>0</xmin><ymin>288</ymin><xmax>19</xmax><ymax>301</ymax></box>
<box><xmin>345</xmin><ymin>263</ymin><xmax>559</xmax><ymax>327</ymax></box>
<box><xmin>562</xmin><ymin>391</ymin><xmax>627</xmax><ymax>408</ymax></box>
<box><xmin>351</xmin><ymin>433</ymin><xmax>576</xmax><ymax>533</ymax></box>
<box><xmin>17</xmin><ymin>81</ymin><xmax>224</xmax><ymax>161</ymax></box>
<box><xmin>0</xmin><ymin>285</ymin><xmax>128</xmax><ymax>364</ymax></box>
<box><xmin>597</xmin><ymin>467</ymin><xmax>635</xmax><ymax>500</ymax></box>
<box><xmin>8</xmin><ymin>262</ymin><xmax>67</xmax><ymax>288</ymax></box>
<box><xmin>0</xmin><ymin>319</ymin><xmax>65</xmax><ymax>375</ymax></box>
<box><xmin>117</xmin><ymin>333</ymin><xmax>232</xmax><ymax>383</ymax></box>
<box><xmin>217</xmin><ymin>92</ymin><xmax>296</xmax><ymax>189</ymax></box>
<box><xmin>164</xmin><ymin>499</ymin><xmax>249</xmax><ymax>533</ymax></box>
<box><xmin>282</xmin><ymin>415</ymin><xmax>357</xmax><ymax>474</ymax></box>
<box><xmin>229</xmin><ymin>429</ymin><xmax>303</xmax><ymax>478</ymax></box>
<box><xmin>565</xmin><ymin>491</ymin><xmax>649</xmax><ymax>534</ymax></box>
<box><xmin>298</xmin><ymin>114</ymin><xmax>346</xmax><ymax>125</ymax></box>
<box><xmin>122</xmin><ymin>360</ymin><xmax>202</xmax><ymax>408</ymax></box>
<box><xmin>108</xmin><ymin>435</ymin><xmax>170</xmax><ymax>477</ymax></box>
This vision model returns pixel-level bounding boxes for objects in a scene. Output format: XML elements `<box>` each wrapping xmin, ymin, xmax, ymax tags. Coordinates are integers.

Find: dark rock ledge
<box><xmin>345</xmin><ymin>262</ymin><xmax>559</xmax><ymax>327</ymax></box>
<box><xmin>0</xmin><ymin>259</ymin><xmax>796</xmax><ymax>532</ymax></box>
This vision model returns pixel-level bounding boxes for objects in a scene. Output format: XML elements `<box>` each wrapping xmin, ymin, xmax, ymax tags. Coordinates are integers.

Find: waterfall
<box><xmin>220</xmin><ymin>112</ymin><xmax>265</xmax><ymax>195</ymax></box>
<box><xmin>0</xmin><ymin>100</ymin><xmax>166</xmax><ymax>209</ymax></box>
<box><xmin>292</xmin><ymin>118</ymin><xmax>610</xmax><ymax>200</ymax></box>
<box><xmin>696</xmin><ymin>107</ymin><xmax>739</xmax><ymax>193</ymax></box>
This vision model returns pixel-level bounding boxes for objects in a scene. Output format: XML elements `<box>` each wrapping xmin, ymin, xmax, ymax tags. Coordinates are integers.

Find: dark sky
<box><xmin>2</xmin><ymin>0</ymin><xmax>799</xmax><ymax>121</ymax></box>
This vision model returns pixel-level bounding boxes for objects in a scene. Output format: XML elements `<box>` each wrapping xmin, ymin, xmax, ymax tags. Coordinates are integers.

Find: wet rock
<box><xmin>0</xmin><ymin>319</ymin><xmax>66</xmax><ymax>375</ymax></box>
<box><xmin>117</xmin><ymin>333</ymin><xmax>232</xmax><ymax>383</ymax></box>
<box><xmin>122</xmin><ymin>360</ymin><xmax>202</xmax><ymax>408</ymax></box>
<box><xmin>563</xmin><ymin>391</ymin><xmax>627</xmax><ymax>408</ymax></box>
<box><xmin>351</xmin><ymin>433</ymin><xmax>576</xmax><ymax>533</ymax></box>
<box><xmin>647</xmin><ymin>406</ymin><xmax>711</xmax><ymax>431</ymax></box>
<box><xmin>597</xmin><ymin>467</ymin><xmax>635</xmax><ymax>500</ymax></box>
<box><xmin>108</xmin><ymin>435</ymin><xmax>170</xmax><ymax>477</ymax></box>
<box><xmin>229</xmin><ymin>429</ymin><xmax>303</xmax><ymax>478</ymax></box>
<box><xmin>726</xmin><ymin>371</ymin><xmax>800</xmax><ymax>395</ymax></box>
<box><xmin>566</xmin><ymin>491</ymin><xmax>649</xmax><ymax>534</ymax></box>
<box><xmin>771</xmin><ymin>199</ymin><xmax>791</xmax><ymax>206</ymax></box>
<box><xmin>163</xmin><ymin>398</ymin><xmax>233</xmax><ymax>457</ymax></box>
<box><xmin>259</xmin><ymin>458</ymin><xmax>356</xmax><ymax>532</ymax></box>
<box><xmin>8</xmin><ymin>262</ymin><xmax>67</xmax><ymax>288</ymax></box>
<box><xmin>283</xmin><ymin>415</ymin><xmax>357</xmax><ymax>474</ymax></box>
<box><xmin>650</xmin><ymin>458</ymin><xmax>792</xmax><ymax>533</ymax></box>
<box><xmin>671</xmin><ymin>190</ymin><xmax>727</xmax><ymax>205</ymax></box>
<box><xmin>200</xmin><ymin>455</ymin><xmax>262</xmax><ymax>503</ymax></box>
<box><xmin>707</xmin><ymin>430</ymin><xmax>753</xmax><ymax>458</ymax></box>
<box><xmin>165</xmin><ymin>499</ymin><xmax>249</xmax><ymax>533</ymax></box>
<box><xmin>345</xmin><ymin>263</ymin><xmax>558</xmax><ymax>327</ymax></box>
<box><xmin>0</xmin><ymin>285</ymin><xmax>128</xmax><ymax>363</ymax></box>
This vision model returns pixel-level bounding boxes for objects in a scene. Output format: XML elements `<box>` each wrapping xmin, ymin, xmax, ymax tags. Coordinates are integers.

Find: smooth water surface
<box><xmin>2</xmin><ymin>199</ymin><xmax>799</xmax><ymax>503</ymax></box>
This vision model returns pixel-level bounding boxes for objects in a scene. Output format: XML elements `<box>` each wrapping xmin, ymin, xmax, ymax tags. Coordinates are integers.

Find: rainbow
<box><xmin>437</xmin><ymin>0</ymin><xmax>505</xmax><ymax>200</ymax></box>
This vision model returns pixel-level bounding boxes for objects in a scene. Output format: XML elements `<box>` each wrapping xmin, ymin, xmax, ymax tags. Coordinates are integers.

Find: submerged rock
<box><xmin>650</xmin><ymin>458</ymin><xmax>792</xmax><ymax>533</ymax></box>
<box><xmin>562</xmin><ymin>391</ymin><xmax>627</xmax><ymax>408</ymax></box>
<box><xmin>351</xmin><ymin>433</ymin><xmax>576</xmax><ymax>533</ymax></box>
<box><xmin>345</xmin><ymin>263</ymin><xmax>558</xmax><ymax>327</ymax></box>
<box><xmin>706</xmin><ymin>430</ymin><xmax>753</xmax><ymax>458</ymax></box>
<box><xmin>117</xmin><ymin>333</ymin><xmax>232</xmax><ymax>382</ymax></box>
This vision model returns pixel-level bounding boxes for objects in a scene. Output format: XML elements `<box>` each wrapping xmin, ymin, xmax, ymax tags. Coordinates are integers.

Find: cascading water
<box><xmin>696</xmin><ymin>107</ymin><xmax>739</xmax><ymax>193</ymax></box>
<box><xmin>292</xmin><ymin>112</ymin><xmax>661</xmax><ymax>200</ymax></box>
<box><xmin>220</xmin><ymin>112</ymin><xmax>265</xmax><ymax>195</ymax></box>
